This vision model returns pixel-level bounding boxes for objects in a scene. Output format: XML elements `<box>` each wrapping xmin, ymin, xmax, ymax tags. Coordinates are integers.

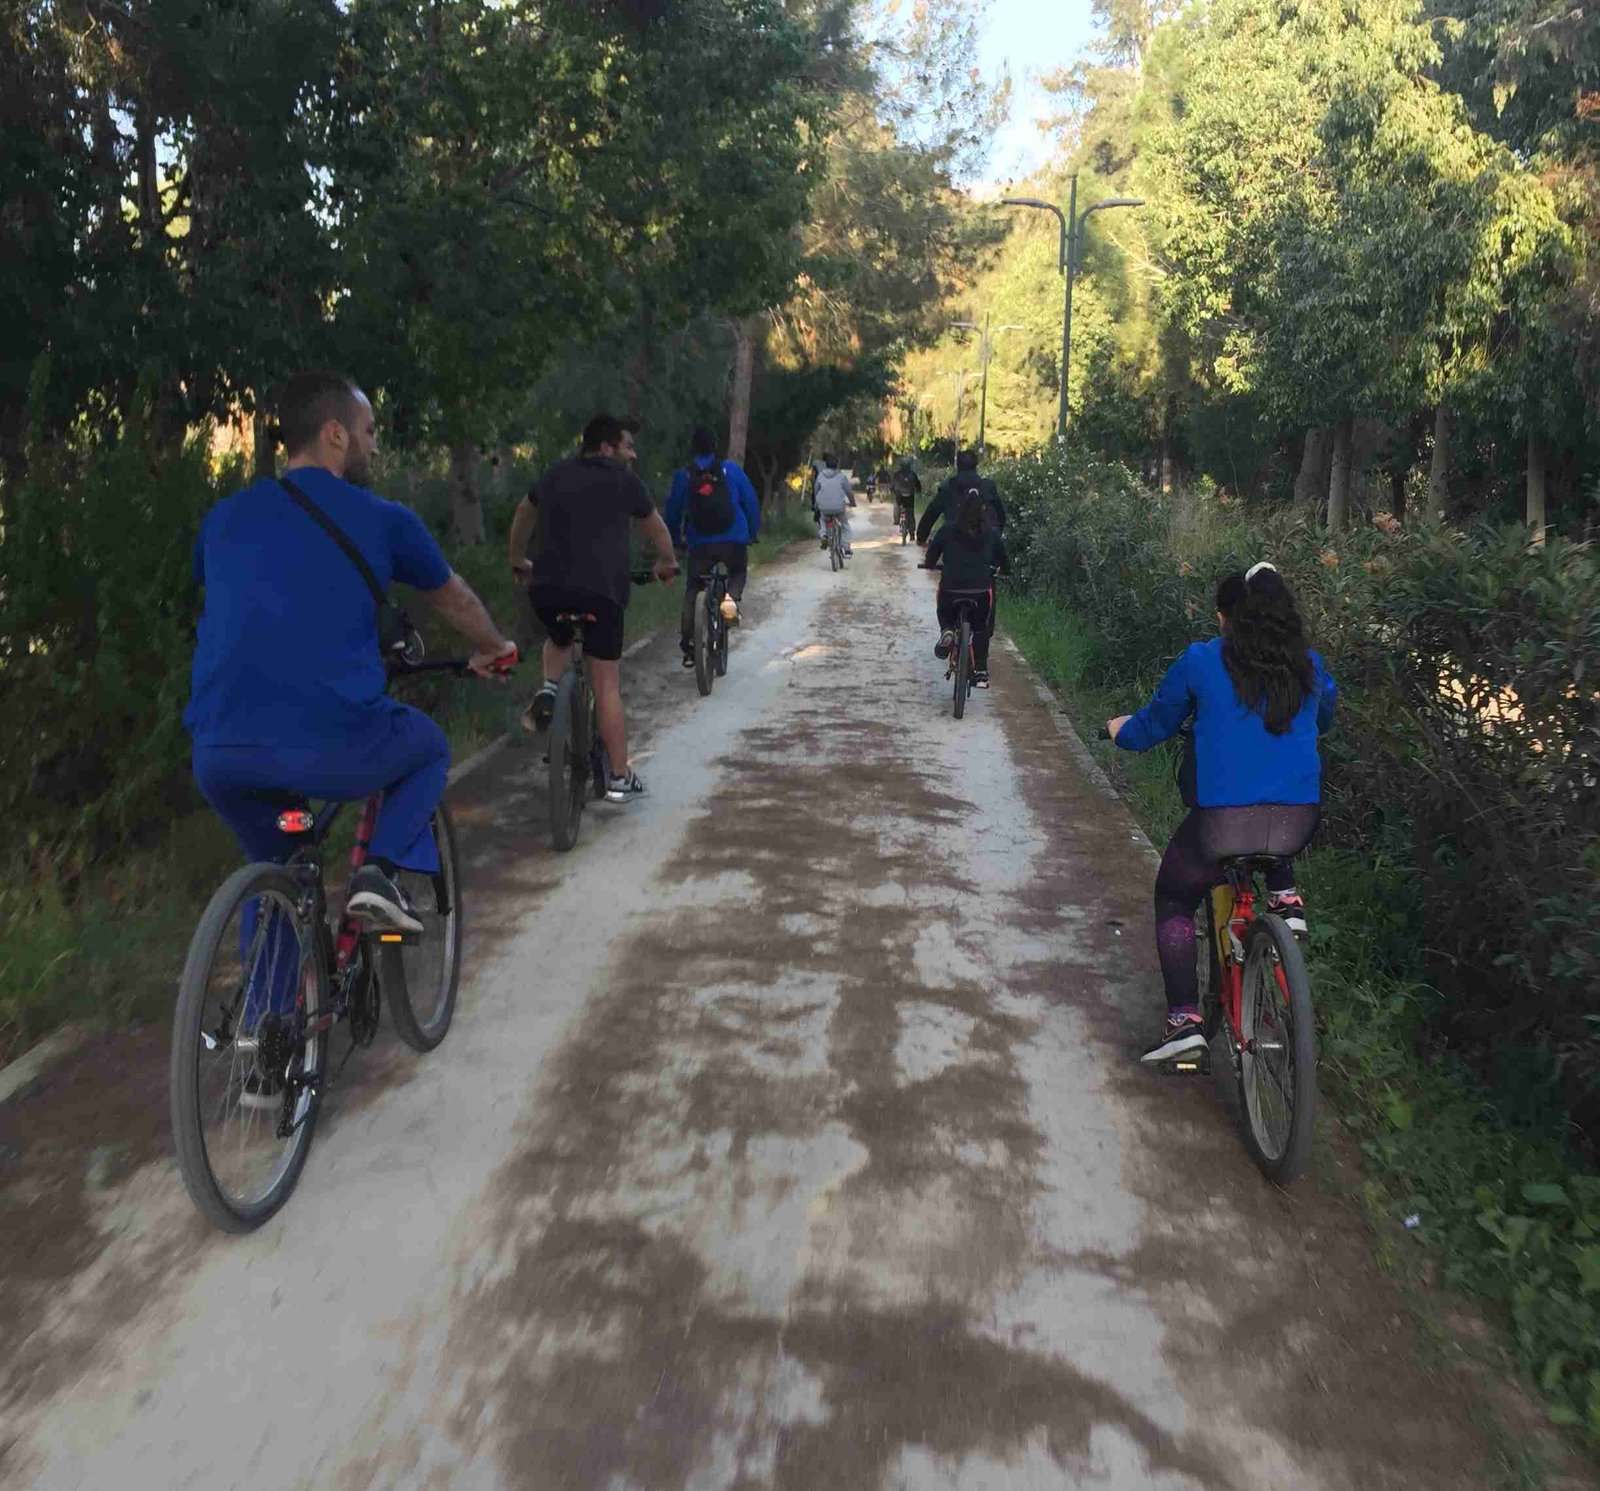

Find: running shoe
<box><xmin>526</xmin><ymin>680</ymin><xmax>558</xmax><ymax>732</ymax></box>
<box><xmin>346</xmin><ymin>865</ymin><xmax>424</xmax><ymax>935</ymax></box>
<box><xmin>1267</xmin><ymin>891</ymin><xmax>1308</xmax><ymax>936</ymax></box>
<box><xmin>934</xmin><ymin>630</ymin><xmax>956</xmax><ymax>660</ymax></box>
<box><xmin>1140</xmin><ymin>1013</ymin><xmax>1207</xmax><ymax>1066</ymax></box>
<box><xmin>605</xmin><ymin>771</ymin><xmax>647</xmax><ymax>803</ymax></box>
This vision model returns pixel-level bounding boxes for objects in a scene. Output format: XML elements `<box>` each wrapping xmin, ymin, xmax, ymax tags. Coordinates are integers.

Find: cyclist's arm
<box><xmin>993</xmin><ymin>536</ymin><xmax>1011</xmax><ymax>575</ymax></box>
<box><xmin>926</xmin><ymin>529</ymin><xmax>947</xmax><ymax>568</ymax></box>
<box><xmin>1315</xmin><ymin>655</ymin><xmax>1339</xmax><ymax>733</ymax></box>
<box><xmin>663</xmin><ymin>471</ymin><xmax>688</xmax><ymax>548</ymax></box>
<box><xmin>728</xmin><ymin>463</ymin><xmax>761</xmax><ymax>542</ymax></box>
<box><xmin>915</xmin><ymin>494</ymin><xmax>943</xmax><ymax>545</ymax></box>
<box><xmin>508</xmin><ymin>494</ymin><xmax>538</xmax><ymax>578</ymax></box>
<box><xmin>421</xmin><ymin>573</ymin><xmax>516</xmax><ymax>675</ymax></box>
<box><xmin>990</xmin><ymin>489</ymin><xmax>1008</xmax><ymax>532</ymax></box>
<box><xmin>1113</xmin><ymin>647</ymin><xmax>1196</xmax><ymax>753</ymax></box>
<box><xmin>635</xmin><ymin>508</ymin><xmax>679</xmax><ymax>580</ymax></box>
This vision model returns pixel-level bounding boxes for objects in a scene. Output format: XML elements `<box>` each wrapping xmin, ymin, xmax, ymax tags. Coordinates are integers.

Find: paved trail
<box><xmin>1</xmin><ymin>505</ymin><xmax>1555</xmax><ymax>1489</ymax></box>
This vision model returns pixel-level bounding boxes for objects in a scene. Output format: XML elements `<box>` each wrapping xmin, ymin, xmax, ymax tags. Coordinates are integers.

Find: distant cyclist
<box><xmin>186</xmin><ymin>369</ymin><xmax>517</xmax><ymax>932</ymax></box>
<box><xmin>664</xmin><ymin>425</ymin><xmax>762</xmax><ymax>668</ymax></box>
<box><xmin>813</xmin><ymin>453</ymin><xmax>856</xmax><ymax>554</ymax></box>
<box><xmin>890</xmin><ymin>458</ymin><xmax>922</xmax><ymax>533</ymax></box>
<box><xmin>508</xmin><ymin>413</ymin><xmax>678</xmax><ymax>802</ymax></box>
<box><xmin>926</xmin><ymin>489</ymin><xmax>1009</xmax><ymax>688</ymax></box>
<box><xmin>1105</xmin><ymin>563</ymin><xmax>1338</xmax><ymax>1065</ymax></box>
<box><xmin>915</xmin><ymin>448</ymin><xmax>1006</xmax><ymax>545</ymax></box>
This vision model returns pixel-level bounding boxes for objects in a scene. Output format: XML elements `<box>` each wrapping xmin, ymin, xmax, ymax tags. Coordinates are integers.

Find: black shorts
<box><xmin>529</xmin><ymin>588</ymin><xmax>625</xmax><ymax>661</ymax></box>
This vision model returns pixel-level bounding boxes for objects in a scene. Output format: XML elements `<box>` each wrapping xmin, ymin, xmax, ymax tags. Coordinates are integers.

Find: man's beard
<box><xmin>344</xmin><ymin>452</ymin><xmax>372</xmax><ymax>487</ymax></box>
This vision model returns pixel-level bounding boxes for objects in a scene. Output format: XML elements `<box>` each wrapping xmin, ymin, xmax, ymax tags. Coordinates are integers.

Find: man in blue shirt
<box><xmin>186</xmin><ymin>369</ymin><xmax>517</xmax><ymax>931</ymax></box>
<box><xmin>663</xmin><ymin>426</ymin><xmax>762</xmax><ymax>668</ymax></box>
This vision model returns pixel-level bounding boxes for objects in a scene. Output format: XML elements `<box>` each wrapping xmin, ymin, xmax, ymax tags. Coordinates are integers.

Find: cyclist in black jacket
<box><xmin>927</xmin><ymin>491</ymin><xmax>1009</xmax><ymax>687</ymax></box>
<box><xmin>915</xmin><ymin>449</ymin><xmax>1006</xmax><ymax>545</ymax></box>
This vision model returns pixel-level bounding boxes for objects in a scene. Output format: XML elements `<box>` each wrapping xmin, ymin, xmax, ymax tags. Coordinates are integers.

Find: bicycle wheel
<box><xmin>380</xmin><ymin>805</ymin><xmax>462</xmax><ymax>1052</ymax></box>
<box><xmin>694</xmin><ymin>590</ymin><xmax>714</xmax><ymax>697</ymax></box>
<box><xmin>171</xmin><ymin>864</ymin><xmax>328</xmax><ymax>1232</ymax></box>
<box><xmin>714</xmin><ymin>591</ymin><xmax>729</xmax><ymax>678</ymax></box>
<box><xmin>1236</xmin><ymin>913</ymin><xmax>1317</xmax><ymax>1183</ymax></box>
<box><xmin>548</xmin><ymin>670</ymin><xmax>588</xmax><ymax>851</ymax></box>
<box><xmin>830</xmin><ymin>532</ymin><xmax>841</xmax><ymax>572</ymax></box>
<box><xmin>953</xmin><ymin>619</ymin><xmax>972</xmax><ymax>719</ymax></box>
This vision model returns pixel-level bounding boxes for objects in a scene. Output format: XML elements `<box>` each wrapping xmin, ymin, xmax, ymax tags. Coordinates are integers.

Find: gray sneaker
<box><xmin>605</xmin><ymin>771</ymin><xmax>646</xmax><ymax>804</ymax></box>
<box><xmin>346</xmin><ymin>865</ymin><xmax>424</xmax><ymax>934</ymax></box>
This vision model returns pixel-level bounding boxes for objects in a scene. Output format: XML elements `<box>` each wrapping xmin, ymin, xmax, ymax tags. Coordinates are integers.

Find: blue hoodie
<box><xmin>1116</xmin><ymin>637</ymin><xmax>1338</xmax><ymax>807</ymax></box>
<box><xmin>664</xmin><ymin>455</ymin><xmax>762</xmax><ymax>548</ymax></box>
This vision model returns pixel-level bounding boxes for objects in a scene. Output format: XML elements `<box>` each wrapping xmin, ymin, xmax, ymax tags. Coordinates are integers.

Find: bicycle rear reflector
<box><xmin>277</xmin><ymin>810</ymin><xmax>315</xmax><ymax>834</ymax></box>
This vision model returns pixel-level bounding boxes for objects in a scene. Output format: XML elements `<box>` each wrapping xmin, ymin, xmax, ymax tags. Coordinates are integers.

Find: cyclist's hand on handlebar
<box><xmin>469</xmin><ymin>641</ymin><xmax>519</xmax><ymax>680</ymax></box>
<box><xmin>510</xmin><ymin>558</ymin><xmax>533</xmax><ymax>587</ymax></box>
<box><xmin>1104</xmin><ymin>714</ymin><xmax>1131</xmax><ymax>742</ymax></box>
<box><xmin>652</xmin><ymin>556</ymin><xmax>680</xmax><ymax>584</ymax></box>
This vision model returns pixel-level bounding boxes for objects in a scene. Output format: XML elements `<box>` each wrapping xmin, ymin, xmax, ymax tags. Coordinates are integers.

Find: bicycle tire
<box><xmin>953</xmin><ymin>619</ymin><xmax>972</xmax><ymax>719</ymax></box>
<box><xmin>380</xmin><ymin>804</ymin><xmax>462</xmax><ymax>1052</ymax></box>
<box><xmin>171</xmin><ymin>864</ymin><xmax>328</xmax><ymax>1232</ymax></box>
<box><xmin>548</xmin><ymin>669</ymin><xmax>587</xmax><ymax>851</ymax></box>
<box><xmin>830</xmin><ymin>534</ymin><xmax>841</xmax><ymax>573</ymax></box>
<box><xmin>1237</xmin><ymin>913</ymin><xmax>1317</xmax><ymax>1183</ymax></box>
<box><xmin>714</xmin><ymin>596</ymin><xmax>729</xmax><ymax>678</ymax></box>
<box><xmin>694</xmin><ymin>591</ymin><xmax>714</xmax><ymax>697</ymax></box>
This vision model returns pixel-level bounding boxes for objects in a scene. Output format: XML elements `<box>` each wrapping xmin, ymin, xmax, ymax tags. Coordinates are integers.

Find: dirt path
<box><xmin>0</xmin><ymin>504</ymin><xmax>1573</xmax><ymax>1489</ymax></box>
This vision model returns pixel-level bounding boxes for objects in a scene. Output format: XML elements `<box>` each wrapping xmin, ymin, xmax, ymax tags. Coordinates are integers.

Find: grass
<box><xmin>0</xmin><ymin>509</ymin><xmax>815</xmax><ymax>1066</ymax></box>
<box><xmin>1002</xmin><ymin>586</ymin><xmax>1600</xmax><ymax>1462</ymax></box>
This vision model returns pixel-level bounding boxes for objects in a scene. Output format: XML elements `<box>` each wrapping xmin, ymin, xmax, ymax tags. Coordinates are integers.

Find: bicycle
<box><xmin>896</xmin><ymin>504</ymin><xmax>915</xmax><ymax>545</ymax></box>
<box><xmin>1095</xmin><ymin>725</ymin><xmax>1318</xmax><ymax>1184</ymax></box>
<box><xmin>546</xmin><ymin>571</ymin><xmax>660</xmax><ymax>851</ymax></box>
<box><xmin>691</xmin><ymin>560</ymin><xmax>732</xmax><ymax>698</ymax></box>
<box><xmin>823</xmin><ymin>513</ymin><xmax>848</xmax><ymax>572</ymax></box>
<box><xmin>171</xmin><ymin>652</ymin><xmax>513</xmax><ymax>1233</ymax></box>
<box><xmin>919</xmin><ymin>563</ymin><xmax>992</xmax><ymax>720</ymax></box>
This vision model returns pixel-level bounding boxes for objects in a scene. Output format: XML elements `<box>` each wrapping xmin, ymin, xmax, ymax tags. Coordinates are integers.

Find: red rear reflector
<box><xmin>277</xmin><ymin>810</ymin><xmax>315</xmax><ymax>834</ymax></box>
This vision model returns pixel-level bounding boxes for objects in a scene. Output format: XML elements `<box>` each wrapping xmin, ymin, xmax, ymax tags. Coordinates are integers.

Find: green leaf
<box><xmin>1523</xmin><ymin>1183</ymin><xmax>1568</xmax><ymax>1208</ymax></box>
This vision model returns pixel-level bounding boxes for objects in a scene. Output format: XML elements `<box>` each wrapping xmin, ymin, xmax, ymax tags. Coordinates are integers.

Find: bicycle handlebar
<box><xmin>387</xmin><ymin>646</ymin><xmax>520</xmax><ymax>681</ymax></box>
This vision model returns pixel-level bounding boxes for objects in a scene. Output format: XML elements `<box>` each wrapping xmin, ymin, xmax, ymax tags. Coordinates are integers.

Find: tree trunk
<box><xmin>449</xmin><ymin>441</ymin><xmax>485</xmax><ymax>547</ymax></box>
<box><xmin>252</xmin><ymin>410</ymin><xmax>275</xmax><ymax>478</ymax></box>
<box><xmin>1527</xmin><ymin>433</ymin><xmax>1547</xmax><ymax>546</ymax></box>
<box><xmin>1294</xmin><ymin>427</ymin><xmax>1331</xmax><ymax>508</ymax></box>
<box><xmin>726</xmin><ymin>315</ymin><xmax>761</xmax><ymax>466</ymax></box>
<box><xmin>1426</xmin><ymin>405</ymin><xmax>1450</xmax><ymax>521</ymax></box>
<box><xmin>1390</xmin><ymin>465</ymin><xmax>1406</xmax><ymax>525</ymax></box>
<box><xmin>1327</xmin><ymin>418</ymin><xmax>1354</xmax><ymax>533</ymax></box>
<box><xmin>1160</xmin><ymin>392</ymin><xmax>1177</xmax><ymax>494</ymax></box>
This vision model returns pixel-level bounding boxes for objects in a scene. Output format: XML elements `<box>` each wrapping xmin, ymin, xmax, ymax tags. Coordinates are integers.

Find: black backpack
<box><xmin>685</xmin><ymin>461</ymin><xmax>735</xmax><ymax>533</ymax></box>
<box><xmin>891</xmin><ymin>469</ymin><xmax>916</xmax><ymax>499</ymax></box>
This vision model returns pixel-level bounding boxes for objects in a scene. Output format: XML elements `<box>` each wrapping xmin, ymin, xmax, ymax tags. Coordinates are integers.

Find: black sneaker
<box><xmin>681</xmin><ymin>645</ymin><xmax>696</xmax><ymax>669</ymax></box>
<box><xmin>346</xmin><ymin>865</ymin><xmax>424</xmax><ymax>934</ymax></box>
<box><xmin>605</xmin><ymin>770</ymin><xmax>646</xmax><ymax>804</ymax></box>
<box><xmin>1141</xmin><ymin>1014</ymin><xmax>1208</xmax><ymax>1066</ymax></box>
<box><xmin>527</xmin><ymin>680</ymin><xmax>558</xmax><ymax>732</ymax></box>
<box><xmin>934</xmin><ymin>630</ymin><xmax>956</xmax><ymax>660</ymax></box>
<box><xmin>972</xmin><ymin>669</ymin><xmax>990</xmax><ymax>688</ymax></box>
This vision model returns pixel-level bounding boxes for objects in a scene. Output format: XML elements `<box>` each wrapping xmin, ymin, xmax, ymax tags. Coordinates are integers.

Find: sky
<box><xmin>974</xmin><ymin>0</ymin><xmax>1100</xmax><ymax>188</ymax></box>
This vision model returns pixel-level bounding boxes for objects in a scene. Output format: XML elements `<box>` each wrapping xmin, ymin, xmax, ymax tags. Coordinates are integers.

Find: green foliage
<box><xmin>1000</xmin><ymin>446</ymin><xmax>1600</xmax><ymax>1437</ymax></box>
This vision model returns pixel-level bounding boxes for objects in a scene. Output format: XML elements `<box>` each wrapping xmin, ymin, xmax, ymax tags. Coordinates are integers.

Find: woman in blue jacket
<box><xmin>1106</xmin><ymin>563</ymin><xmax>1338</xmax><ymax>1065</ymax></box>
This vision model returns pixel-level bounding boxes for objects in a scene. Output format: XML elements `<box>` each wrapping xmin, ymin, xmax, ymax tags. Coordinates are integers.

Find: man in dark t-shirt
<box><xmin>508</xmin><ymin>413</ymin><xmax>678</xmax><ymax>802</ymax></box>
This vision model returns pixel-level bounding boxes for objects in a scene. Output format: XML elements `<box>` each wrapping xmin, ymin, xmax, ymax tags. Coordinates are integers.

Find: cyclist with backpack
<box><xmin>915</xmin><ymin>448</ymin><xmax>1006</xmax><ymax>545</ymax></box>
<box><xmin>664</xmin><ymin>426</ymin><xmax>762</xmax><ymax>668</ymax></box>
<box><xmin>812</xmin><ymin>454</ymin><xmax>856</xmax><ymax>554</ymax></box>
<box><xmin>890</xmin><ymin>458</ymin><xmax>922</xmax><ymax>533</ymax></box>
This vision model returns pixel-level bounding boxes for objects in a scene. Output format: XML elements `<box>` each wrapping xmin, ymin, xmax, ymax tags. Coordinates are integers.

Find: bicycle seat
<box><xmin>1220</xmin><ymin>853</ymin><xmax>1283</xmax><ymax>873</ymax></box>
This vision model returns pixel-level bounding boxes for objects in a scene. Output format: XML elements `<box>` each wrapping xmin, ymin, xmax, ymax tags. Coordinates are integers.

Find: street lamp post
<box><xmin>954</xmin><ymin>312</ymin><xmax>1028</xmax><ymax>453</ymax></box>
<box><xmin>1002</xmin><ymin>176</ymin><xmax>1142</xmax><ymax>441</ymax></box>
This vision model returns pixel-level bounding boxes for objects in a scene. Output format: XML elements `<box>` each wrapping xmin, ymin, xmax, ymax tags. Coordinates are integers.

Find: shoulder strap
<box><xmin>279</xmin><ymin>474</ymin><xmax>386</xmax><ymax>606</ymax></box>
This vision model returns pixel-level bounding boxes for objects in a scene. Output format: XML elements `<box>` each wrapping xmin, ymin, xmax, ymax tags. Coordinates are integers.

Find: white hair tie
<box><xmin>1245</xmin><ymin>561</ymin><xmax>1277</xmax><ymax>581</ymax></box>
